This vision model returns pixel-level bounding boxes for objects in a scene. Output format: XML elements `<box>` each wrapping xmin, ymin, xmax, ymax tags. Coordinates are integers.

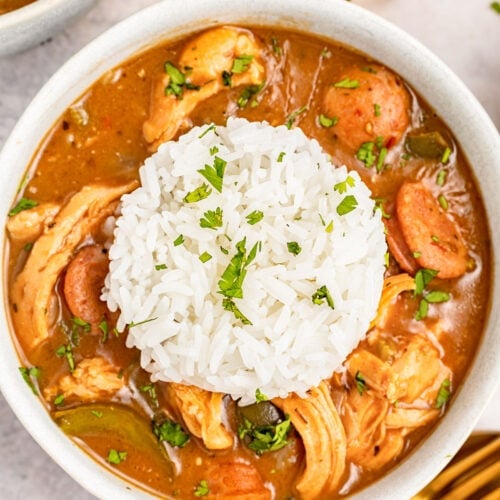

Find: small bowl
<box><xmin>0</xmin><ymin>0</ymin><xmax>499</xmax><ymax>498</ymax></box>
<box><xmin>0</xmin><ymin>0</ymin><xmax>97</xmax><ymax>57</ymax></box>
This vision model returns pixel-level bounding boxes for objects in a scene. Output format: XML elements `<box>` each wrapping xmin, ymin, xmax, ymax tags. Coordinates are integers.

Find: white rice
<box><xmin>103</xmin><ymin>118</ymin><xmax>386</xmax><ymax>405</ymax></box>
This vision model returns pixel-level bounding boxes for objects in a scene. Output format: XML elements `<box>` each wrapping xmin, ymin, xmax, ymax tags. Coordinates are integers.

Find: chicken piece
<box><xmin>323</xmin><ymin>64</ymin><xmax>410</xmax><ymax>152</ymax></box>
<box><xmin>6</xmin><ymin>202</ymin><xmax>60</xmax><ymax>243</ymax></box>
<box><xmin>143</xmin><ymin>26</ymin><xmax>265</xmax><ymax>149</ymax></box>
<box><xmin>386</xmin><ymin>407</ymin><xmax>440</xmax><ymax>432</ymax></box>
<box><xmin>396</xmin><ymin>182</ymin><xmax>468</xmax><ymax>279</ymax></box>
<box><xmin>10</xmin><ymin>181</ymin><xmax>139</xmax><ymax>353</ymax></box>
<box><xmin>370</xmin><ymin>273</ymin><xmax>415</xmax><ymax>330</ymax></box>
<box><xmin>274</xmin><ymin>381</ymin><xmax>346</xmax><ymax>499</ymax></box>
<box><xmin>44</xmin><ymin>357</ymin><xmax>124</xmax><ymax>402</ymax></box>
<box><xmin>63</xmin><ymin>244</ymin><xmax>110</xmax><ymax>329</ymax></box>
<box><xmin>204</xmin><ymin>462</ymin><xmax>271</xmax><ymax>499</ymax></box>
<box><xmin>166</xmin><ymin>383</ymin><xmax>233</xmax><ymax>450</ymax></box>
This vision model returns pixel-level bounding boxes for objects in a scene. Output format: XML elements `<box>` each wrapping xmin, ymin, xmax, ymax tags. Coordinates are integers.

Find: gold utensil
<box><xmin>414</xmin><ymin>433</ymin><xmax>500</xmax><ymax>499</ymax></box>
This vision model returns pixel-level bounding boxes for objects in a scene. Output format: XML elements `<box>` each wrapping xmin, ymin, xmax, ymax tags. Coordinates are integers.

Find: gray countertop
<box><xmin>0</xmin><ymin>1</ymin><xmax>498</xmax><ymax>498</ymax></box>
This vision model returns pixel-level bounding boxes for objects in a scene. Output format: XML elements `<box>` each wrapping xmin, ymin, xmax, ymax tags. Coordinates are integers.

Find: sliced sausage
<box><xmin>205</xmin><ymin>462</ymin><xmax>270</xmax><ymax>499</ymax></box>
<box><xmin>323</xmin><ymin>65</ymin><xmax>411</xmax><ymax>152</ymax></box>
<box><xmin>396</xmin><ymin>182</ymin><xmax>468</xmax><ymax>278</ymax></box>
<box><xmin>63</xmin><ymin>244</ymin><xmax>109</xmax><ymax>325</ymax></box>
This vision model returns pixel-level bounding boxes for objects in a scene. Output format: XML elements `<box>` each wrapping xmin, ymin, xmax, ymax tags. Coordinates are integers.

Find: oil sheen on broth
<box><xmin>5</xmin><ymin>26</ymin><xmax>490</xmax><ymax>499</ymax></box>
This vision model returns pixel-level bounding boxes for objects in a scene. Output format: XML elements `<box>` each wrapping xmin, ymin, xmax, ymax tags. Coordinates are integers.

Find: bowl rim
<box><xmin>1</xmin><ymin>0</ymin><xmax>499</xmax><ymax>498</ymax></box>
<box><xmin>0</xmin><ymin>0</ymin><xmax>84</xmax><ymax>26</ymax></box>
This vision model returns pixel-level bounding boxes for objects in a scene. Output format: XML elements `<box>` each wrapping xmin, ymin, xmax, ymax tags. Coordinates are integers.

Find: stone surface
<box><xmin>0</xmin><ymin>0</ymin><xmax>498</xmax><ymax>498</ymax></box>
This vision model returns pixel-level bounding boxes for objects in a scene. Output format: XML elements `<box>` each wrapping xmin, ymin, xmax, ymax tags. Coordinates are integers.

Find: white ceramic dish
<box><xmin>1</xmin><ymin>0</ymin><xmax>499</xmax><ymax>498</ymax></box>
<box><xmin>0</xmin><ymin>0</ymin><xmax>96</xmax><ymax>57</ymax></box>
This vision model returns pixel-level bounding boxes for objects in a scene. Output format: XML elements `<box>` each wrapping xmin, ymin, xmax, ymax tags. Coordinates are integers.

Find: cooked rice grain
<box><xmin>103</xmin><ymin>118</ymin><xmax>386</xmax><ymax>404</ymax></box>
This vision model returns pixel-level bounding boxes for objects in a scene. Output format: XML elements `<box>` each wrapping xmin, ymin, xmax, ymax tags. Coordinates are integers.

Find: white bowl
<box><xmin>1</xmin><ymin>0</ymin><xmax>499</xmax><ymax>498</ymax></box>
<box><xmin>0</xmin><ymin>0</ymin><xmax>96</xmax><ymax>57</ymax></box>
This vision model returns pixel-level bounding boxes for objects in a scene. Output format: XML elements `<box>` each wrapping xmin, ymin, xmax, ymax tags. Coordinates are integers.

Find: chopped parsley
<box><xmin>373</xmin><ymin>198</ymin><xmax>391</xmax><ymax>219</ymax></box>
<box><xmin>24</xmin><ymin>242</ymin><xmax>34</xmax><ymax>252</ymax></box>
<box><xmin>198</xmin><ymin>156</ymin><xmax>227</xmax><ymax>192</ymax></box>
<box><xmin>277</xmin><ymin>151</ymin><xmax>286</xmax><ymax>162</ymax></box>
<box><xmin>199</xmin><ymin>251</ymin><xmax>212</xmax><ymax>263</ymax></box>
<box><xmin>255</xmin><ymin>388</ymin><xmax>268</xmax><ymax>402</ymax></box>
<box><xmin>441</xmin><ymin>146</ymin><xmax>452</xmax><ymax>164</ymax></box>
<box><xmin>436</xmin><ymin>169</ymin><xmax>447</xmax><ymax>186</ymax></box>
<box><xmin>164</xmin><ymin>61</ymin><xmax>199</xmax><ymax>98</ymax></box>
<box><xmin>438</xmin><ymin>194</ymin><xmax>448</xmax><ymax>211</ymax></box>
<box><xmin>376</xmin><ymin>147</ymin><xmax>388</xmax><ymax>173</ymax></box>
<box><xmin>72</xmin><ymin>316</ymin><xmax>91</xmax><ymax>333</ymax></box>
<box><xmin>209</xmin><ymin>145</ymin><xmax>219</xmax><ymax>156</ymax></box>
<box><xmin>238</xmin><ymin>414</ymin><xmax>292</xmax><ymax>454</ymax></box>
<box><xmin>237</xmin><ymin>82</ymin><xmax>264</xmax><ymax>108</ymax></box>
<box><xmin>271</xmin><ymin>37</ymin><xmax>282</xmax><ymax>56</ymax></box>
<box><xmin>333</xmin><ymin>77</ymin><xmax>360</xmax><ymax>89</ymax></box>
<box><xmin>155</xmin><ymin>263</ymin><xmax>168</xmax><ymax>270</ymax></box>
<box><xmin>413</xmin><ymin>251</ymin><xmax>422</xmax><ymax>258</ymax></box>
<box><xmin>107</xmin><ymin>449</ymin><xmax>127</xmax><ymax>465</ymax></box>
<box><xmin>374</xmin><ymin>103</ymin><xmax>381</xmax><ymax>117</ymax></box>
<box><xmin>312</xmin><ymin>285</ymin><xmax>335</xmax><ymax>309</ymax></box>
<box><xmin>355</xmin><ymin>371</ymin><xmax>367</xmax><ymax>395</ymax></box>
<box><xmin>218</xmin><ymin>238</ymin><xmax>259</xmax><ymax>299</ymax></box>
<box><xmin>435</xmin><ymin>378</ymin><xmax>451</xmax><ymax>409</ymax></box>
<box><xmin>194</xmin><ymin>480</ymin><xmax>210</xmax><ymax>497</ymax></box>
<box><xmin>56</xmin><ymin>344</ymin><xmax>75</xmax><ymax>372</ymax></box>
<box><xmin>333</xmin><ymin>175</ymin><xmax>355</xmax><ymax>194</ymax></box>
<box><xmin>325</xmin><ymin>220</ymin><xmax>334</xmax><ymax>233</ymax></box>
<box><xmin>98</xmin><ymin>319</ymin><xmax>109</xmax><ymax>343</ymax></box>
<box><xmin>232</xmin><ymin>54</ymin><xmax>254</xmax><ymax>74</ymax></box>
<box><xmin>8</xmin><ymin>197</ymin><xmax>38</xmax><ymax>216</ymax></box>
<box><xmin>336</xmin><ymin>195</ymin><xmax>358</xmax><ymax>216</ymax></box>
<box><xmin>129</xmin><ymin>317</ymin><xmax>158</xmax><ymax>328</ymax></box>
<box><xmin>318</xmin><ymin>114</ymin><xmax>338</xmax><ymax>128</ymax></box>
<box><xmin>356</xmin><ymin>141</ymin><xmax>377</xmax><ymax>168</ymax></box>
<box><xmin>173</xmin><ymin>234</ymin><xmax>185</xmax><ymax>246</ymax></box>
<box><xmin>413</xmin><ymin>268</ymin><xmax>450</xmax><ymax>320</ymax></box>
<box><xmin>222</xmin><ymin>70</ymin><xmax>232</xmax><ymax>87</ymax></box>
<box><xmin>198</xmin><ymin>124</ymin><xmax>216</xmax><ymax>139</ymax></box>
<box><xmin>287</xmin><ymin>241</ymin><xmax>302</xmax><ymax>256</ymax></box>
<box><xmin>153</xmin><ymin>418</ymin><xmax>190</xmax><ymax>447</ymax></box>
<box><xmin>222</xmin><ymin>298</ymin><xmax>252</xmax><ymax>325</ymax></box>
<box><xmin>183</xmin><ymin>183</ymin><xmax>212</xmax><ymax>203</ymax></box>
<box><xmin>285</xmin><ymin>105</ymin><xmax>308</xmax><ymax>129</ymax></box>
<box><xmin>19</xmin><ymin>366</ymin><xmax>40</xmax><ymax>395</ymax></box>
<box><xmin>91</xmin><ymin>410</ymin><xmax>103</xmax><ymax>418</ymax></box>
<box><xmin>200</xmin><ymin>207</ymin><xmax>223</xmax><ymax>230</ymax></box>
<box><xmin>54</xmin><ymin>394</ymin><xmax>65</xmax><ymax>406</ymax></box>
<box><xmin>246</xmin><ymin>210</ymin><xmax>264</xmax><ymax>225</ymax></box>
<box><xmin>140</xmin><ymin>383</ymin><xmax>159</xmax><ymax>408</ymax></box>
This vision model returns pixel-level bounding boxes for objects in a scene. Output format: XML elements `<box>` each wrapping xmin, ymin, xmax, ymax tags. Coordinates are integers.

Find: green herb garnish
<box><xmin>318</xmin><ymin>114</ymin><xmax>338</xmax><ymax>128</ymax></box>
<box><xmin>285</xmin><ymin>105</ymin><xmax>308</xmax><ymax>129</ymax></box>
<box><xmin>438</xmin><ymin>194</ymin><xmax>448</xmax><ymax>211</ymax></box>
<box><xmin>312</xmin><ymin>285</ymin><xmax>335</xmax><ymax>309</ymax></box>
<box><xmin>129</xmin><ymin>317</ymin><xmax>158</xmax><ymax>328</ymax></box>
<box><xmin>287</xmin><ymin>241</ymin><xmax>302</xmax><ymax>256</ymax></box>
<box><xmin>255</xmin><ymin>388</ymin><xmax>268</xmax><ymax>402</ymax></box>
<box><xmin>232</xmin><ymin>54</ymin><xmax>254</xmax><ymax>74</ymax></box>
<box><xmin>56</xmin><ymin>344</ymin><xmax>75</xmax><ymax>372</ymax></box>
<box><xmin>374</xmin><ymin>103</ymin><xmax>381</xmax><ymax>117</ymax></box>
<box><xmin>355</xmin><ymin>371</ymin><xmax>367</xmax><ymax>395</ymax></box>
<box><xmin>245</xmin><ymin>210</ymin><xmax>264</xmax><ymax>225</ymax></box>
<box><xmin>198</xmin><ymin>156</ymin><xmax>227</xmax><ymax>193</ymax></box>
<box><xmin>164</xmin><ymin>61</ymin><xmax>199</xmax><ymax>98</ymax></box>
<box><xmin>107</xmin><ymin>449</ymin><xmax>127</xmax><ymax>465</ymax></box>
<box><xmin>194</xmin><ymin>480</ymin><xmax>210</xmax><ymax>497</ymax></box>
<box><xmin>173</xmin><ymin>234</ymin><xmax>184</xmax><ymax>246</ymax></box>
<box><xmin>441</xmin><ymin>147</ymin><xmax>452</xmax><ymax>164</ymax></box>
<box><xmin>436</xmin><ymin>169</ymin><xmax>447</xmax><ymax>186</ymax></box>
<box><xmin>153</xmin><ymin>418</ymin><xmax>190</xmax><ymax>447</ymax></box>
<box><xmin>336</xmin><ymin>195</ymin><xmax>358</xmax><ymax>216</ymax></box>
<box><xmin>333</xmin><ymin>77</ymin><xmax>360</xmax><ymax>89</ymax></box>
<box><xmin>19</xmin><ymin>366</ymin><xmax>40</xmax><ymax>395</ymax></box>
<box><xmin>99</xmin><ymin>319</ymin><xmax>109</xmax><ymax>343</ymax></box>
<box><xmin>333</xmin><ymin>175</ymin><xmax>355</xmax><ymax>194</ymax></box>
<box><xmin>155</xmin><ymin>263</ymin><xmax>167</xmax><ymax>270</ymax></box>
<box><xmin>54</xmin><ymin>394</ymin><xmax>65</xmax><ymax>406</ymax></box>
<box><xmin>237</xmin><ymin>82</ymin><xmax>264</xmax><ymax>108</ymax></box>
<box><xmin>435</xmin><ymin>378</ymin><xmax>451</xmax><ymax>409</ymax></box>
<box><xmin>277</xmin><ymin>152</ymin><xmax>286</xmax><ymax>162</ymax></box>
<box><xmin>356</xmin><ymin>142</ymin><xmax>376</xmax><ymax>168</ymax></box>
<box><xmin>222</xmin><ymin>298</ymin><xmax>252</xmax><ymax>325</ymax></box>
<box><xmin>183</xmin><ymin>183</ymin><xmax>212</xmax><ymax>203</ymax></box>
<box><xmin>199</xmin><ymin>252</ymin><xmax>212</xmax><ymax>263</ymax></box>
<box><xmin>200</xmin><ymin>207</ymin><xmax>223</xmax><ymax>230</ymax></box>
<box><xmin>238</xmin><ymin>415</ymin><xmax>292</xmax><ymax>454</ymax></box>
<box><xmin>8</xmin><ymin>197</ymin><xmax>38</xmax><ymax>216</ymax></box>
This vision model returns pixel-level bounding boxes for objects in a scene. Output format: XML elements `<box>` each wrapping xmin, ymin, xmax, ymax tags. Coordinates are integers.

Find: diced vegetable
<box><xmin>405</xmin><ymin>131</ymin><xmax>449</xmax><ymax>159</ymax></box>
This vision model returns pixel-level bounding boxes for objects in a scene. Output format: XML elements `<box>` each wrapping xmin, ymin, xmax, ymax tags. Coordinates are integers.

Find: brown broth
<box><xmin>5</xmin><ymin>26</ymin><xmax>491</xmax><ymax>498</ymax></box>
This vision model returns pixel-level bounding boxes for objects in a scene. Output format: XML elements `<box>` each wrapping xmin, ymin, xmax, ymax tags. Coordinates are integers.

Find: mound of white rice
<box><xmin>103</xmin><ymin>118</ymin><xmax>386</xmax><ymax>404</ymax></box>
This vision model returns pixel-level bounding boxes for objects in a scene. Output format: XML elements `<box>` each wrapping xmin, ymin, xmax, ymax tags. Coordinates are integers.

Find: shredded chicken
<box><xmin>143</xmin><ymin>26</ymin><xmax>266</xmax><ymax>150</ymax></box>
<box><xmin>44</xmin><ymin>357</ymin><xmax>124</xmax><ymax>402</ymax></box>
<box><xmin>167</xmin><ymin>382</ymin><xmax>233</xmax><ymax>450</ymax></box>
<box><xmin>10</xmin><ymin>181</ymin><xmax>138</xmax><ymax>352</ymax></box>
<box><xmin>6</xmin><ymin>202</ymin><xmax>60</xmax><ymax>243</ymax></box>
<box><xmin>274</xmin><ymin>381</ymin><xmax>346</xmax><ymax>499</ymax></box>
